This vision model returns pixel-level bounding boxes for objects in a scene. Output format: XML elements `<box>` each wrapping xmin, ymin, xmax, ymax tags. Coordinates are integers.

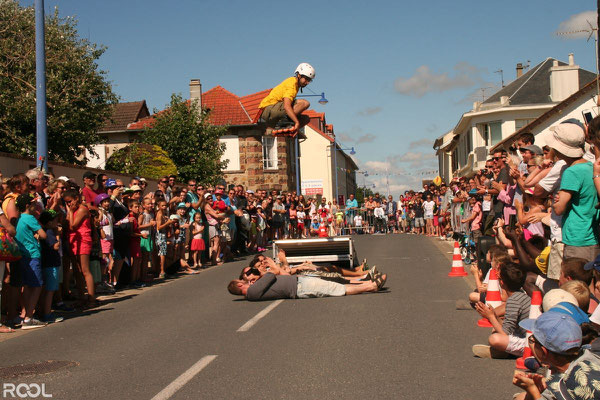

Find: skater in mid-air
<box><xmin>257</xmin><ymin>63</ymin><xmax>315</xmax><ymax>135</ymax></box>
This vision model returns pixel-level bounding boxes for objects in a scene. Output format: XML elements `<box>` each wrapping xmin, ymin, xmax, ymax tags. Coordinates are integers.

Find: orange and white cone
<box><xmin>448</xmin><ymin>241</ymin><xmax>468</xmax><ymax>277</ymax></box>
<box><xmin>515</xmin><ymin>291</ymin><xmax>543</xmax><ymax>369</ymax></box>
<box><xmin>477</xmin><ymin>268</ymin><xmax>502</xmax><ymax>327</ymax></box>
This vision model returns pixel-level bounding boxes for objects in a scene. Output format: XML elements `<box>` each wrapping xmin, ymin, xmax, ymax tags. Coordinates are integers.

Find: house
<box><xmin>490</xmin><ymin>77</ymin><xmax>599</xmax><ymax>152</ymax></box>
<box><xmin>300</xmin><ymin>110</ymin><xmax>358</xmax><ymax>203</ymax></box>
<box><xmin>86</xmin><ymin>101</ymin><xmax>150</xmax><ymax>169</ymax></box>
<box><xmin>433</xmin><ymin>54</ymin><xmax>596</xmax><ymax>178</ymax></box>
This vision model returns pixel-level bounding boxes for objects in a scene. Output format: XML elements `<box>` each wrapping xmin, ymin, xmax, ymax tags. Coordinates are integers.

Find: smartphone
<box><xmin>582</xmin><ymin>110</ymin><xmax>594</xmax><ymax>125</ymax></box>
<box><xmin>508</xmin><ymin>214</ymin><xmax>517</xmax><ymax>229</ymax></box>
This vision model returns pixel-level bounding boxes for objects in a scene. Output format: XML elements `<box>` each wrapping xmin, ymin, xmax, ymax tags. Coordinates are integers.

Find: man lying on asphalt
<box><xmin>227</xmin><ymin>256</ymin><xmax>387</xmax><ymax>301</ymax></box>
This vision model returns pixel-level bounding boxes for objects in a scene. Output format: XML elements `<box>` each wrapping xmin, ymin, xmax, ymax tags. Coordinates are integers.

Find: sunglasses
<box><xmin>492</xmin><ymin>157</ymin><xmax>501</xmax><ymax>161</ymax></box>
<box><xmin>188</xmin><ymin>184</ymin><xmax>196</xmax><ymax>187</ymax></box>
<box><xmin>528</xmin><ymin>335</ymin><xmax>538</xmax><ymax>346</ymax></box>
<box><xmin>101</xmin><ymin>178</ymin><xmax>108</xmax><ymax>182</ymax></box>
<box><xmin>160</xmin><ymin>180</ymin><xmax>168</xmax><ymax>184</ymax></box>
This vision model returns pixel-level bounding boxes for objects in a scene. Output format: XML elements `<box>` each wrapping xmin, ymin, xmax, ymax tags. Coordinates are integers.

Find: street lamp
<box><xmin>295</xmin><ymin>90</ymin><xmax>328</xmax><ymax>194</ymax></box>
<box><xmin>35</xmin><ymin>0</ymin><xmax>48</xmax><ymax>171</ymax></box>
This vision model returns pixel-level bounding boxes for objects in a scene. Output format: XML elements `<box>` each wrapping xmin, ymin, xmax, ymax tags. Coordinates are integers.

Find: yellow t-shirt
<box><xmin>258</xmin><ymin>77</ymin><xmax>298</xmax><ymax>109</ymax></box>
<box><xmin>535</xmin><ymin>246</ymin><xmax>551</xmax><ymax>275</ymax></box>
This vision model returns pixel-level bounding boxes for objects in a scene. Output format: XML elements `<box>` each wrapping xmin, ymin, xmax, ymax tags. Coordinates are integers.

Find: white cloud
<box><xmin>556</xmin><ymin>11</ymin><xmax>597</xmax><ymax>39</ymax></box>
<box><xmin>394</xmin><ymin>62</ymin><xmax>487</xmax><ymax>97</ymax></box>
<box><xmin>356</xmin><ymin>133</ymin><xmax>377</xmax><ymax>144</ymax></box>
<box><xmin>408</xmin><ymin>138</ymin><xmax>432</xmax><ymax>149</ymax></box>
<box><xmin>364</xmin><ymin>160</ymin><xmax>391</xmax><ymax>172</ymax></box>
<box><xmin>356</xmin><ymin>107</ymin><xmax>382</xmax><ymax>116</ymax></box>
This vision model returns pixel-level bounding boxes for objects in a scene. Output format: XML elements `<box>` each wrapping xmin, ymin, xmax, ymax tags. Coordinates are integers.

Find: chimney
<box><xmin>550</xmin><ymin>54</ymin><xmax>580</xmax><ymax>102</ymax></box>
<box><xmin>516</xmin><ymin>63</ymin><xmax>523</xmax><ymax>78</ymax></box>
<box><xmin>189</xmin><ymin>79</ymin><xmax>202</xmax><ymax>111</ymax></box>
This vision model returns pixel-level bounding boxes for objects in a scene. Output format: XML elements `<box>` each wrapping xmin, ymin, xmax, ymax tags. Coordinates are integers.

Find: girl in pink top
<box><xmin>63</xmin><ymin>189</ymin><xmax>96</xmax><ymax>306</ymax></box>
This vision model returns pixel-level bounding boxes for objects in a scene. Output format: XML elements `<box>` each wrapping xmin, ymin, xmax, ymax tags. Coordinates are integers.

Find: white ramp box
<box><xmin>273</xmin><ymin>237</ymin><xmax>358</xmax><ymax>268</ymax></box>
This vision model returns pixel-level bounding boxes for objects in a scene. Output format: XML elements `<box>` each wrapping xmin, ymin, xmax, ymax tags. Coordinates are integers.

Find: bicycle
<box><xmin>453</xmin><ymin>232</ymin><xmax>477</xmax><ymax>265</ymax></box>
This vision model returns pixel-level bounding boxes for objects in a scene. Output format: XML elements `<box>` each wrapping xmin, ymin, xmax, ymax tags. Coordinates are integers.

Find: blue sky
<box><xmin>24</xmin><ymin>0</ymin><xmax>598</xmax><ymax>195</ymax></box>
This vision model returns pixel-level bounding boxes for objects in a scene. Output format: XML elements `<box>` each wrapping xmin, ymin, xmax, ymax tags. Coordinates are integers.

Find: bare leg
<box><xmin>79</xmin><ymin>255</ymin><xmax>95</xmax><ymax>302</ymax></box>
<box><xmin>344</xmin><ymin>281</ymin><xmax>377</xmax><ymax>295</ymax></box>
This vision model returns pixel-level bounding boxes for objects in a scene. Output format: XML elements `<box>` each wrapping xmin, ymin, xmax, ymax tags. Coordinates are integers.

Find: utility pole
<box><xmin>35</xmin><ymin>0</ymin><xmax>48</xmax><ymax>171</ymax></box>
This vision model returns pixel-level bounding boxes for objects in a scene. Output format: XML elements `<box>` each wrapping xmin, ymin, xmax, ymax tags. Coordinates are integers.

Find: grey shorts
<box><xmin>563</xmin><ymin>244</ymin><xmax>600</xmax><ymax>263</ymax></box>
<box><xmin>296</xmin><ymin>276</ymin><xmax>346</xmax><ymax>298</ymax></box>
<box><xmin>414</xmin><ymin>218</ymin><xmax>424</xmax><ymax>228</ymax></box>
<box><xmin>208</xmin><ymin>225</ymin><xmax>220</xmax><ymax>239</ymax></box>
<box><xmin>547</xmin><ymin>241</ymin><xmax>564</xmax><ymax>280</ymax></box>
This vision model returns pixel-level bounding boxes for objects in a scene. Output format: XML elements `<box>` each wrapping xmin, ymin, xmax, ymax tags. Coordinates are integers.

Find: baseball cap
<box><xmin>543</xmin><ymin>122</ymin><xmax>585</xmax><ymax>158</ymax></box>
<box><xmin>105</xmin><ymin>178</ymin><xmax>117</xmax><ymax>188</ymax></box>
<box><xmin>83</xmin><ymin>171</ymin><xmax>97</xmax><ymax>180</ymax></box>
<box><xmin>176</xmin><ymin>202</ymin><xmax>187</xmax><ymax>209</ymax></box>
<box><xmin>520</xmin><ymin>145</ymin><xmax>543</xmax><ymax>155</ymax></box>
<box><xmin>519</xmin><ymin>312</ymin><xmax>582</xmax><ymax>355</ymax></box>
<box><xmin>583</xmin><ymin>254</ymin><xmax>600</xmax><ymax>271</ymax></box>
<box><xmin>542</xmin><ymin>289</ymin><xmax>578</xmax><ymax>312</ymax></box>
<box><xmin>246</xmin><ymin>189</ymin><xmax>254</xmax><ymax>194</ymax></box>
<box><xmin>547</xmin><ymin>302</ymin><xmax>589</xmax><ymax>325</ymax></box>
<box><xmin>57</xmin><ymin>176</ymin><xmax>71</xmax><ymax>182</ymax></box>
<box><xmin>130</xmin><ymin>185</ymin><xmax>142</xmax><ymax>192</ymax></box>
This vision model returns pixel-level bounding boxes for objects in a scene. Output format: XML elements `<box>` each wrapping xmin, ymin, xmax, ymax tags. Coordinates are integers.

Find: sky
<box><xmin>22</xmin><ymin>0</ymin><xmax>599</xmax><ymax>196</ymax></box>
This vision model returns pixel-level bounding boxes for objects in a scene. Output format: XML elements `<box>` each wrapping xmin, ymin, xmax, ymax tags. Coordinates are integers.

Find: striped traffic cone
<box><xmin>515</xmin><ymin>291</ymin><xmax>543</xmax><ymax>369</ymax></box>
<box><xmin>477</xmin><ymin>268</ymin><xmax>502</xmax><ymax>327</ymax></box>
<box><xmin>448</xmin><ymin>241</ymin><xmax>468</xmax><ymax>277</ymax></box>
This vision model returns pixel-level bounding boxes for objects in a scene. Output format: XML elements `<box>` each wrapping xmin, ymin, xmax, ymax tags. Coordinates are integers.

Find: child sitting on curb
<box><xmin>472</xmin><ymin>262</ymin><xmax>531</xmax><ymax>358</ymax></box>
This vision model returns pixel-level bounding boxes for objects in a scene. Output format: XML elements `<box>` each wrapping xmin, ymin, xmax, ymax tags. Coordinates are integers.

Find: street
<box><xmin>1</xmin><ymin>235</ymin><xmax>517</xmax><ymax>399</ymax></box>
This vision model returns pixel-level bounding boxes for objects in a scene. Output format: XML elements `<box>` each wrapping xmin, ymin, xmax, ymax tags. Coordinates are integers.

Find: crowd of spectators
<box><xmin>445</xmin><ymin>118</ymin><xmax>600</xmax><ymax>399</ymax></box>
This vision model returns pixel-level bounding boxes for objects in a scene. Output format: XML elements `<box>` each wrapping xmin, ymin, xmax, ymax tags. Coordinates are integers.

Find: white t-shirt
<box><xmin>538</xmin><ymin>160</ymin><xmax>567</xmax><ymax>242</ymax></box>
<box><xmin>482</xmin><ymin>200</ymin><xmax>492</xmax><ymax>212</ymax></box>
<box><xmin>374</xmin><ymin>206</ymin><xmax>384</xmax><ymax>218</ymax></box>
<box><xmin>296</xmin><ymin>211</ymin><xmax>306</xmax><ymax>221</ymax></box>
<box><xmin>423</xmin><ymin>201</ymin><xmax>435</xmax><ymax>217</ymax></box>
<box><xmin>354</xmin><ymin>215</ymin><xmax>363</xmax><ymax>227</ymax></box>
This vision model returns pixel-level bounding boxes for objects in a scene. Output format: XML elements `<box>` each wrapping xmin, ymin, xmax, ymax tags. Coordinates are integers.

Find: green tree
<box><xmin>140</xmin><ymin>94</ymin><xmax>228</xmax><ymax>184</ymax></box>
<box><xmin>0</xmin><ymin>1</ymin><xmax>117</xmax><ymax>164</ymax></box>
<box><xmin>105</xmin><ymin>143</ymin><xmax>177</xmax><ymax>180</ymax></box>
<box><xmin>355</xmin><ymin>186</ymin><xmax>374</xmax><ymax>205</ymax></box>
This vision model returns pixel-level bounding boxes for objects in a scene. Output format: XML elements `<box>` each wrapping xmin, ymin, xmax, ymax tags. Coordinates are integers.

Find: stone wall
<box><xmin>223</xmin><ymin>132</ymin><xmax>296</xmax><ymax>192</ymax></box>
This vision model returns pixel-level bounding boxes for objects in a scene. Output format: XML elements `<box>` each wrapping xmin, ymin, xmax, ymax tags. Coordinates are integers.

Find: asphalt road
<box><xmin>0</xmin><ymin>235</ymin><xmax>518</xmax><ymax>399</ymax></box>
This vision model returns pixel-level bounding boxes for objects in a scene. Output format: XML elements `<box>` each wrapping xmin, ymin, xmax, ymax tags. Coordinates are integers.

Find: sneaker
<box><xmin>41</xmin><ymin>314</ymin><xmax>64</xmax><ymax>324</ymax></box>
<box><xmin>102</xmin><ymin>281</ymin><xmax>116</xmax><ymax>294</ymax></box>
<box><xmin>133</xmin><ymin>281</ymin><xmax>146</xmax><ymax>288</ymax></box>
<box><xmin>21</xmin><ymin>318</ymin><xmax>47</xmax><ymax>330</ymax></box>
<box><xmin>472</xmin><ymin>344</ymin><xmax>510</xmax><ymax>359</ymax></box>
<box><xmin>53</xmin><ymin>302</ymin><xmax>75</xmax><ymax>313</ymax></box>
<box><xmin>10</xmin><ymin>316</ymin><xmax>24</xmax><ymax>328</ymax></box>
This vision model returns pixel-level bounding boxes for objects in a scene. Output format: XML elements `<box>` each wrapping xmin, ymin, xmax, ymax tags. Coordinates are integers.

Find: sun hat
<box><xmin>543</xmin><ymin>122</ymin><xmax>585</xmax><ymax>158</ymax></box>
<box><xmin>94</xmin><ymin>193</ymin><xmax>110</xmax><ymax>206</ymax></box>
<box><xmin>542</xmin><ymin>289</ymin><xmax>578</xmax><ymax>311</ymax></box>
<box><xmin>519</xmin><ymin>312</ymin><xmax>582</xmax><ymax>355</ymax></box>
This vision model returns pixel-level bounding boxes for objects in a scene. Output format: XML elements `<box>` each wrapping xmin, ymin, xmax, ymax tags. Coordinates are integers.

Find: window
<box><xmin>262</xmin><ymin>136</ymin><xmax>278</xmax><ymax>170</ymax></box>
<box><xmin>484</xmin><ymin>122</ymin><xmax>502</xmax><ymax>146</ymax></box>
<box><xmin>515</xmin><ymin>119</ymin><xmax>534</xmax><ymax>131</ymax></box>
<box><xmin>219</xmin><ymin>136</ymin><xmax>240</xmax><ymax>171</ymax></box>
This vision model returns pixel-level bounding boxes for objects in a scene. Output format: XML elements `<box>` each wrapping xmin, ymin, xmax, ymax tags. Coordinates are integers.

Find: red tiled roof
<box><xmin>99</xmin><ymin>101</ymin><xmax>149</xmax><ymax>132</ymax></box>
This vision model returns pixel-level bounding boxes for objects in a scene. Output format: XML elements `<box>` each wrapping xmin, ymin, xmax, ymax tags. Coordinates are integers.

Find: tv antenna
<box><xmin>479</xmin><ymin>87</ymin><xmax>493</xmax><ymax>102</ymax></box>
<box><xmin>494</xmin><ymin>69</ymin><xmax>504</xmax><ymax>87</ymax></box>
<box><xmin>556</xmin><ymin>19</ymin><xmax>599</xmax><ymax>106</ymax></box>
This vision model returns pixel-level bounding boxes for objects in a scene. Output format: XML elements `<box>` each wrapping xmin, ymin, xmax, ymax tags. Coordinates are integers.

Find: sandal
<box><xmin>0</xmin><ymin>325</ymin><xmax>14</xmax><ymax>333</ymax></box>
<box><xmin>373</xmin><ymin>273</ymin><xmax>387</xmax><ymax>290</ymax></box>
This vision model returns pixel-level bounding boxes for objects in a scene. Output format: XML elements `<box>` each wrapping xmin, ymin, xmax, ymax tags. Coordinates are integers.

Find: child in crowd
<box><xmin>63</xmin><ymin>189</ymin><xmax>96</xmax><ymax>308</ymax></box>
<box><xmin>469</xmin><ymin>245</ymin><xmax>509</xmax><ymax>306</ymax></box>
<box><xmin>155</xmin><ymin>199</ymin><xmax>174</xmax><ymax>279</ymax></box>
<box><xmin>89</xmin><ymin>209</ymin><xmax>104</xmax><ymax>294</ymax></box>
<box><xmin>473</xmin><ymin>262</ymin><xmax>530</xmax><ymax>358</ymax></box>
<box><xmin>173</xmin><ymin>203</ymin><xmax>197</xmax><ymax>274</ymax></box>
<box><xmin>310</xmin><ymin>218</ymin><xmax>320</xmax><ymax>237</ymax></box>
<box><xmin>15</xmin><ymin>194</ymin><xmax>47</xmax><ymax>329</ymax></box>
<box><xmin>560</xmin><ymin>279</ymin><xmax>590</xmax><ymax>313</ymax></box>
<box><xmin>96</xmin><ymin>194</ymin><xmax>114</xmax><ymax>291</ymax></box>
<box><xmin>139</xmin><ymin>198</ymin><xmax>156</xmax><ymax>281</ymax></box>
<box><xmin>39</xmin><ymin>210</ymin><xmax>64</xmax><ymax>324</ymax></box>
<box><xmin>190</xmin><ymin>211</ymin><xmax>205</xmax><ymax>268</ymax></box>
<box><xmin>296</xmin><ymin>205</ymin><xmax>306</xmax><ymax>238</ymax></box>
<box><xmin>256</xmin><ymin>206</ymin><xmax>266</xmax><ymax>251</ymax></box>
<box><xmin>318</xmin><ymin>219</ymin><xmax>329</xmax><ymax>238</ymax></box>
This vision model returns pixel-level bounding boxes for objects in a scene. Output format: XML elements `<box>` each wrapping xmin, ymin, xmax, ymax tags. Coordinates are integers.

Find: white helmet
<box><xmin>295</xmin><ymin>63</ymin><xmax>315</xmax><ymax>80</ymax></box>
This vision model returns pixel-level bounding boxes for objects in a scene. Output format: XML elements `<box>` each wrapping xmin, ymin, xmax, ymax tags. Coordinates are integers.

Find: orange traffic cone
<box><xmin>448</xmin><ymin>241</ymin><xmax>468</xmax><ymax>277</ymax></box>
<box><xmin>477</xmin><ymin>268</ymin><xmax>502</xmax><ymax>327</ymax></box>
<box><xmin>515</xmin><ymin>291</ymin><xmax>543</xmax><ymax>369</ymax></box>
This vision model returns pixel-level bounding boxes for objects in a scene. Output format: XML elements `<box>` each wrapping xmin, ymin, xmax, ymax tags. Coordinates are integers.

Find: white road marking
<box><xmin>237</xmin><ymin>300</ymin><xmax>284</xmax><ymax>332</ymax></box>
<box><xmin>151</xmin><ymin>355</ymin><xmax>217</xmax><ymax>400</ymax></box>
